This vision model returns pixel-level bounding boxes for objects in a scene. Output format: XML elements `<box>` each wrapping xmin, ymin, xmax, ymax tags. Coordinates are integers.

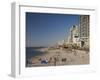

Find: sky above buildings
<box><xmin>26</xmin><ymin>12</ymin><xmax>79</xmax><ymax>47</ymax></box>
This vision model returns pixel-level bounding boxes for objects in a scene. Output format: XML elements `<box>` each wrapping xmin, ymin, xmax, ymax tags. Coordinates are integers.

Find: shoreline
<box><xmin>35</xmin><ymin>47</ymin><xmax>49</xmax><ymax>52</ymax></box>
<box><xmin>26</xmin><ymin>48</ymin><xmax>89</xmax><ymax>67</ymax></box>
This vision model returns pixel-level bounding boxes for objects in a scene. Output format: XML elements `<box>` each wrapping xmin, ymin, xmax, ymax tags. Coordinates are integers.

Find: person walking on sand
<box><xmin>54</xmin><ymin>57</ymin><xmax>57</xmax><ymax>66</ymax></box>
<box><xmin>48</xmin><ymin>57</ymin><xmax>52</xmax><ymax>63</ymax></box>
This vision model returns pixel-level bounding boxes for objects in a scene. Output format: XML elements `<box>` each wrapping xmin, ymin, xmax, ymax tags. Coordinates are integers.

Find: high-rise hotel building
<box><xmin>79</xmin><ymin>15</ymin><xmax>90</xmax><ymax>48</ymax></box>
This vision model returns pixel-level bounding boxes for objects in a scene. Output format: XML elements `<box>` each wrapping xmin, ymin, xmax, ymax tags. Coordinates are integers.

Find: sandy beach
<box><xmin>26</xmin><ymin>48</ymin><xmax>89</xmax><ymax>67</ymax></box>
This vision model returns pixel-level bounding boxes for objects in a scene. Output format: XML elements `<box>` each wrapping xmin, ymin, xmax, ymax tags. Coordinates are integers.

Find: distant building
<box><xmin>67</xmin><ymin>35</ymin><xmax>71</xmax><ymax>44</ymax></box>
<box><xmin>57</xmin><ymin>40</ymin><xmax>64</xmax><ymax>45</ymax></box>
<box><xmin>79</xmin><ymin>15</ymin><xmax>90</xmax><ymax>48</ymax></box>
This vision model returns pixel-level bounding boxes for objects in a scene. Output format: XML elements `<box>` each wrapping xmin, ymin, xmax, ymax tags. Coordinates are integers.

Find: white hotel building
<box><xmin>67</xmin><ymin>25</ymin><xmax>80</xmax><ymax>46</ymax></box>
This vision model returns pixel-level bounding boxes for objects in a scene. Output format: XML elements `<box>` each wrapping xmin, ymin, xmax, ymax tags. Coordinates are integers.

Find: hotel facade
<box><xmin>79</xmin><ymin>15</ymin><xmax>89</xmax><ymax>48</ymax></box>
<box><xmin>66</xmin><ymin>25</ymin><xmax>80</xmax><ymax>47</ymax></box>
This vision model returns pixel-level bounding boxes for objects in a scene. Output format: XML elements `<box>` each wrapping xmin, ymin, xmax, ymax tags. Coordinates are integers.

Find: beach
<box><xmin>26</xmin><ymin>48</ymin><xmax>89</xmax><ymax>67</ymax></box>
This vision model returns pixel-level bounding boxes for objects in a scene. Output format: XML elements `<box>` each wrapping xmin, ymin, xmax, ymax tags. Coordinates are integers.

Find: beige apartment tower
<box><xmin>79</xmin><ymin>15</ymin><xmax>90</xmax><ymax>48</ymax></box>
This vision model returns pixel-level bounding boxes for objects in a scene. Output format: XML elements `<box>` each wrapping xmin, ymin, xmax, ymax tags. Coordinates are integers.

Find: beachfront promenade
<box><xmin>26</xmin><ymin>48</ymin><xmax>89</xmax><ymax>67</ymax></box>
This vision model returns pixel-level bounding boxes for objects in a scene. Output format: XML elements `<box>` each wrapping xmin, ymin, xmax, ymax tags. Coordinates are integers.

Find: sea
<box><xmin>26</xmin><ymin>47</ymin><xmax>45</xmax><ymax>59</ymax></box>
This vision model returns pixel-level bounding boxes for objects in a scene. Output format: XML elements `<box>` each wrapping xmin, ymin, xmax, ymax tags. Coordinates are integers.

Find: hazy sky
<box><xmin>26</xmin><ymin>12</ymin><xmax>79</xmax><ymax>47</ymax></box>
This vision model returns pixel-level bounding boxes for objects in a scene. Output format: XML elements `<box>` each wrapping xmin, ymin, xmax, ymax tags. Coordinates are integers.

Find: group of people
<box><xmin>38</xmin><ymin>56</ymin><xmax>67</xmax><ymax>66</ymax></box>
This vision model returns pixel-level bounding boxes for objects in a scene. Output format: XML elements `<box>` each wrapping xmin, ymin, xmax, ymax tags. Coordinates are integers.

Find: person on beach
<box><xmin>48</xmin><ymin>57</ymin><xmax>52</xmax><ymax>63</ymax></box>
<box><xmin>54</xmin><ymin>57</ymin><xmax>57</xmax><ymax>66</ymax></box>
